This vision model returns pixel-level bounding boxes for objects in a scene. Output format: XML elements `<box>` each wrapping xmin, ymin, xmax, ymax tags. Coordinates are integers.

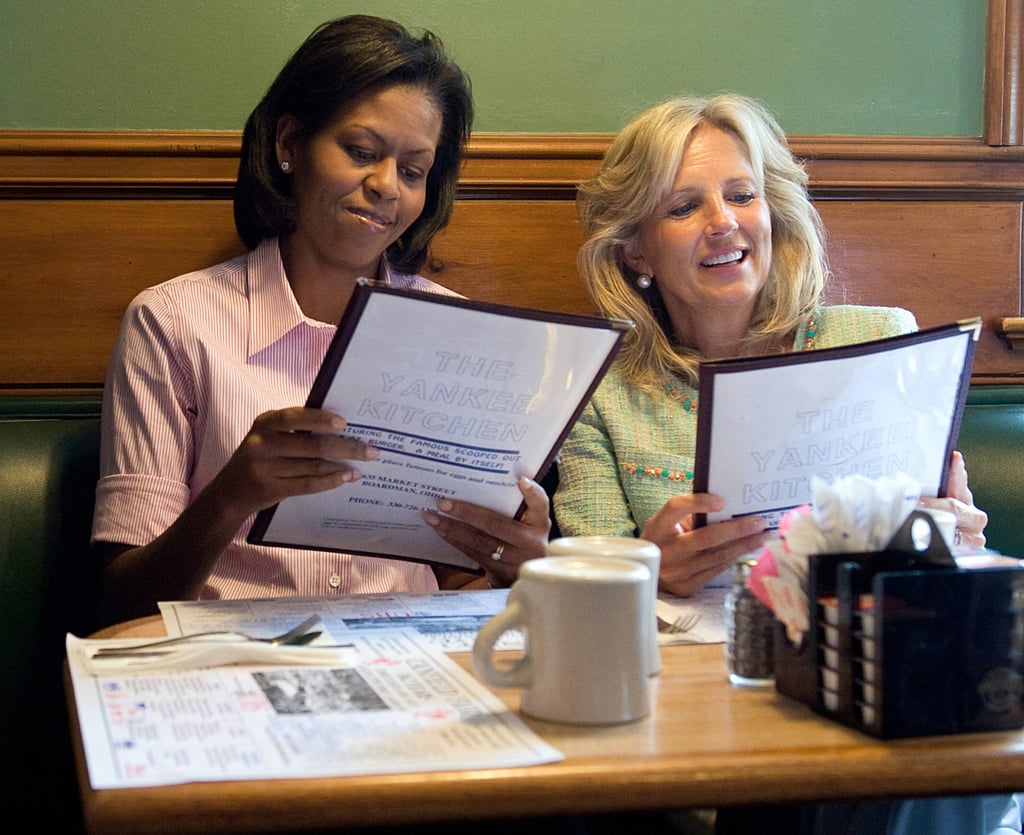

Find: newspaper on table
<box><xmin>159</xmin><ymin>589</ymin><xmax>520</xmax><ymax>653</ymax></box>
<box><xmin>67</xmin><ymin>627</ymin><xmax>563</xmax><ymax>790</ymax></box>
<box><xmin>156</xmin><ymin>588</ymin><xmax>728</xmax><ymax>652</ymax></box>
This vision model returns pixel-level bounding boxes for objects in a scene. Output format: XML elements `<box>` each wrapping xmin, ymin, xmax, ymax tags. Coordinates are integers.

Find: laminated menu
<box><xmin>249</xmin><ymin>280</ymin><xmax>630</xmax><ymax>572</ymax></box>
<box><xmin>693</xmin><ymin>317</ymin><xmax>982</xmax><ymax>530</ymax></box>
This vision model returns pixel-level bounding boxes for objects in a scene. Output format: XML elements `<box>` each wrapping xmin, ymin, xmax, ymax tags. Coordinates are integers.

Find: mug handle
<box><xmin>472</xmin><ymin>595</ymin><xmax>533</xmax><ymax>687</ymax></box>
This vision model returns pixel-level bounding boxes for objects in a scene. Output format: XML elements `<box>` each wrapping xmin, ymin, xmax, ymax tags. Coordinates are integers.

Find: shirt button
<box><xmin>328</xmin><ymin>573</ymin><xmax>341</xmax><ymax>589</ymax></box>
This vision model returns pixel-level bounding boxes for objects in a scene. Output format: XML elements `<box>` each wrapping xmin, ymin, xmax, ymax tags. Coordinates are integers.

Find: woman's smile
<box><xmin>701</xmin><ymin>248</ymin><xmax>748</xmax><ymax>268</ymax></box>
<box><xmin>346</xmin><ymin>205</ymin><xmax>396</xmax><ymax>233</ymax></box>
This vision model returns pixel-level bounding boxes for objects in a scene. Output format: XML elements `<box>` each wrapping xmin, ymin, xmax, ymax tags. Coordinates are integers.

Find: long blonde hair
<box><xmin>576</xmin><ymin>93</ymin><xmax>828</xmax><ymax>390</ymax></box>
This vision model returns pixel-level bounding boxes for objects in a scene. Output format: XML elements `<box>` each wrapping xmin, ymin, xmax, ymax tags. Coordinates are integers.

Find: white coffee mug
<box><xmin>546</xmin><ymin>535</ymin><xmax>662</xmax><ymax>676</ymax></box>
<box><xmin>472</xmin><ymin>556</ymin><xmax>651</xmax><ymax>725</ymax></box>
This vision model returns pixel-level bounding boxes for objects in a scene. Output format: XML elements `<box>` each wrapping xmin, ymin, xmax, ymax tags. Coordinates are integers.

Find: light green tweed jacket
<box><xmin>553</xmin><ymin>305</ymin><xmax>918</xmax><ymax>538</ymax></box>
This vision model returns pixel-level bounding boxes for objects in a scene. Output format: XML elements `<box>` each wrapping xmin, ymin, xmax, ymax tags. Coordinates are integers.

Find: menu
<box><xmin>694</xmin><ymin>318</ymin><xmax>981</xmax><ymax>529</ymax></box>
<box><xmin>249</xmin><ymin>281</ymin><xmax>629</xmax><ymax>572</ymax></box>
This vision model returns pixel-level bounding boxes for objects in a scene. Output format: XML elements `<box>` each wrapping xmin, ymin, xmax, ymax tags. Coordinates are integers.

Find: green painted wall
<box><xmin>1</xmin><ymin>0</ymin><xmax>987</xmax><ymax>136</ymax></box>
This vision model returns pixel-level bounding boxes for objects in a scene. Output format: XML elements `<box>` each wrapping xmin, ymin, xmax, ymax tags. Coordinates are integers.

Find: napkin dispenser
<box><xmin>774</xmin><ymin>511</ymin><xmax>1024</xmax><ymax>739</ymax></box>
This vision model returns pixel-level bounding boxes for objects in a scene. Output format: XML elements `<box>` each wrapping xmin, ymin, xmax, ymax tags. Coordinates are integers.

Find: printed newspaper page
<box><xmin>159</xmin><ymin>590</ymin><xmax>520</xmax><ymax>653</ymax></box>
<box><xmin>158</xmin><ymin>589</ymin><xmax>729</xmax><ymax>651</ymax></box>
<box><xmin>67</xmin><ymin>628</ymin><xmax>563</xmax><ymax>789</ymax></box>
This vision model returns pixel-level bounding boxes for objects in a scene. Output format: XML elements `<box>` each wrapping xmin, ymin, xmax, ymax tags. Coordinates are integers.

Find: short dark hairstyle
<box><xmin>233</xmin><ymin>14</ymin><xmax>473</xmax><ymax>273</ymax></box>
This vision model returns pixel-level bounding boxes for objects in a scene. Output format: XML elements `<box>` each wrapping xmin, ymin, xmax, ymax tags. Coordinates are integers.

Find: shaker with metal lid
<box><xmin>724</xmin><ymin>556</ymin><xmax>775</xmax><ymax>687</ymax></box>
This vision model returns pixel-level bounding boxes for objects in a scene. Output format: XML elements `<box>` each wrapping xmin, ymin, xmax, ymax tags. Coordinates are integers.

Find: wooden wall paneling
<box><xmin>986</xmin><ymin>0</ymin><xmax>1024</xmax><ymax>146</ymax></box>
<box><xmin>816</xmin><ymin>200</ymin><xmax>1024</xmax><ymax>382</ymax></box>
<box><xmin>2</xmin><ymin>133</ymin><xmax>1024</xmax><ymax>393</ymax></box>
<box><xmin>426</xmin><ymin>199</ymin><xmax>592</xmax><ymax>313</ymax></box>
<box><xmin>1</xmin><ymin>198</ymin><xmax>242</xmax><ymax>391</ymax></box>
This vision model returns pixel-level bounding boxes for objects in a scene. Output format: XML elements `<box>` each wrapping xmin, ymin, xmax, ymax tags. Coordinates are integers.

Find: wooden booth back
<box><xmin>2</xmin><ymin>131</ymin><xmax>1023</xmax><ymax>396</ymax></box>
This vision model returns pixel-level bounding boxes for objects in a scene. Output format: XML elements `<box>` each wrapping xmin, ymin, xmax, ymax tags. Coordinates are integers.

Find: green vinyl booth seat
<box><xmin>953</xmin><ymin>386</ymin><xmax>1024</xmax><ymax>558</ymax></box>
<box><xmin>0</xmin><ymin>398</ymin><xmax>102</xmax><ymax>833</ymax></box>
<box><xmin>0</xmin><ymin>387</ymin><xmax>1022</xmax><ymax>829</ymax></box>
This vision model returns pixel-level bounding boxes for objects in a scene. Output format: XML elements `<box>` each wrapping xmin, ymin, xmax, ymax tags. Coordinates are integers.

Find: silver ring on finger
<box><xmin>490</xmin><ymin>542</ymin><xmax>505</xmax><ymax>562</ymax></box>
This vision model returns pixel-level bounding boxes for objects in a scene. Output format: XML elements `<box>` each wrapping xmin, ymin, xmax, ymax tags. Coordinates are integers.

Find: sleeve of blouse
<box><xmin>553</xmin><ymin>398</ymin><xmax>638</xmax><ymax>538</ymax></box>
<box><xmin>92</xmin><ymin>290</ymin><xmax>195</xmax><ymax>545</ymax></box>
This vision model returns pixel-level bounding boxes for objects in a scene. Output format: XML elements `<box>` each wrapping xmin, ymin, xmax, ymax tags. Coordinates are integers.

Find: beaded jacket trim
<box><xmin>622</xmin><ymin>316</ymin><xmax>818</xmax><ymax>484</ymax></box>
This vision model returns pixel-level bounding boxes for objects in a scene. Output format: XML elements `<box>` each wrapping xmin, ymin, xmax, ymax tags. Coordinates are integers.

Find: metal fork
<box><xmin>658</xmin><ymin>610</ymin><xmax>702</xmax><ymax>635</ymax></box>
<box><xmin>93</xmin><ymin>614</ymin><xmax>323</xmax><ymax>655</ymax></box>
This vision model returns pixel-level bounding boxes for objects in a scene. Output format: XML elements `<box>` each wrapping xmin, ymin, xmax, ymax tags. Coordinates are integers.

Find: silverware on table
<box><xmin>92</xmin><ymin>614</ymin><xmax>323</xmax><ymax>656</ymax></box>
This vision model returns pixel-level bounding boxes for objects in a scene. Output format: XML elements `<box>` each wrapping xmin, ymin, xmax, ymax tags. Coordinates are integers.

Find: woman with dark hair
<box><xmin>233</xmin><ymin>14</ymin><xmax>471</xmax><ymax>273</ymax></box>
<box><xmin>94</xmin><ymin>15</ymin><xmax>549</xmax><ymax>624</ymax></box>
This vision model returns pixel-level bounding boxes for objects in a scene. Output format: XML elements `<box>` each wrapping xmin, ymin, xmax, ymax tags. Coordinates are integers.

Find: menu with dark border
<box><xmin>249</xmin><ymin>280</ymin><xmax>630</xmax><ymax>572</ymax></box>
<box><xmin>693</xmin><ymin>318</ymin><xmax>981</xmax><ymax>530</ymax></box>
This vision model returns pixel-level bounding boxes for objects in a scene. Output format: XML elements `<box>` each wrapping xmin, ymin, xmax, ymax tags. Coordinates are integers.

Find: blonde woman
<box><xmin>554</xmin><ymin>93</ymin><xmax>986</xmax><ymax>597</ymax></box>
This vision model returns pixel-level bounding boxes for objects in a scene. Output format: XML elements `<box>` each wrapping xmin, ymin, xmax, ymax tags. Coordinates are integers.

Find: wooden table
<box><xmin>68</xmin><ymin>616</ymin><xmax>1024</xmax><ymax>834</ymax></box>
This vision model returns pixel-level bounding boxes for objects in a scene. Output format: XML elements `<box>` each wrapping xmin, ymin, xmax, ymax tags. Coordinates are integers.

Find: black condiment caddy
<box><xmin>774</xmin><ymin>511</ymin><xmax>1024</xmax><ymax>738</ymax></box>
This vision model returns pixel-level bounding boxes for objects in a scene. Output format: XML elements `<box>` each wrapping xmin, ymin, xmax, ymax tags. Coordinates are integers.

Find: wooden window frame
<box><xmin>986</xmin><ymin>0</ymin><xmax>1023</xmax><ymax>145</ymax></box>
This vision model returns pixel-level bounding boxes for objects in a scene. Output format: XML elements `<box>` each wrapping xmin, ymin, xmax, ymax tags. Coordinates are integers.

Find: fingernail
<box><xmin>365</xmin><ymin>446</ymin><xmax>380</xmax><ymax>461</ymax></box>
<box><xmin>437</xmin><ymin>498</ymin><xmax>453</xmax><ymax>513</ymax></box>
<box><xmin>422</xmin><ymin>511</ymin><xmax>439</xmax><ymax>527</ymax></box>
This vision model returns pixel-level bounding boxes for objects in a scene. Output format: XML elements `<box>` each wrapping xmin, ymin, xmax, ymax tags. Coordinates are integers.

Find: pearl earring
<box><xmin>280</xmin><ymin>161</ymin><xmax>291</xmax><ymax>173</ymax></box>
<box><xmin>636</xmin><ymin>273</ymin><xmax>652</xmax><ymax>290</ymax></box>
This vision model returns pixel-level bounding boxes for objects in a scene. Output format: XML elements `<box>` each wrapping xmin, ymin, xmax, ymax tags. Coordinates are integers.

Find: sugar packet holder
<box><xmin>773</xmin><ymin>510</ymin><xmax>1024</xmax><ymax>739</ymax></box>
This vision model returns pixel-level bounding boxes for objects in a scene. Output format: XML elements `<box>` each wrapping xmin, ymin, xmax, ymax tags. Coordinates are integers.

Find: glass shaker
<box><xmin>725</xmin><ymin>556</ymin><xmax>775</xmax><ymax>687</ymax></box>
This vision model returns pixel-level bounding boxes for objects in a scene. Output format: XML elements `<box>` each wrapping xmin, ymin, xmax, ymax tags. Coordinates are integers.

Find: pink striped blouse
<box><xmin>93</xmin><ymin>237</ymin><xmax>457</xmax><ymax>600</ymax></box>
